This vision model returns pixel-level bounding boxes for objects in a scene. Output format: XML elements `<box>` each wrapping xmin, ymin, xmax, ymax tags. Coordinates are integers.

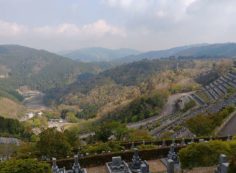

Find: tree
<box><xmin>36</xmin><ymin>128</ymin><xmax>71</xmax><ymax>158</ymax></box>
<box><xmin>0</xmin><ymin>159</ymin><xmax>51</xmax><ymax>173</ymax></box>
<box><xmin>179</xmin><ymin>140</ymin><xmax>230</xmax><ymax>169</ymax></box>
<box><xmin>65</xmin><ymin>112</ymin><xmax>78</xmax><ymax>123</ymax></box>
<box><xmin>95</xmin><ymin>121</ymin><xmax>128</xmax><ymax>142</ymax></box>
<box><xmin>128</xmin><ymin>129</ymin><xmax>154</xmax><ymax>141</ymax></box>
<box><xmin>64</xmin><ymin>129</ymin><xmax>81</xmax><ymax>148</ymax></box>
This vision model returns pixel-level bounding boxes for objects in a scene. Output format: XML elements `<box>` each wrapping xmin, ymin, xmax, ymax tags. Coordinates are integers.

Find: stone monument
<box><xmin>106</xmin><ymin>156</ymin><xmax>132</xmax><ymax>173</ymax></box>
<box><xmin>129</xmin><ymin>148</ymin><xmax>150</xmax><ymax>173</ymax></box>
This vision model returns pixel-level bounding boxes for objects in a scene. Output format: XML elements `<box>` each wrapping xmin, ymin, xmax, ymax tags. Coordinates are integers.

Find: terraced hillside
<box><xmin>193</xmin><ymin>71</ymin><xmax>236</xmax><ymax>105</ymax></box>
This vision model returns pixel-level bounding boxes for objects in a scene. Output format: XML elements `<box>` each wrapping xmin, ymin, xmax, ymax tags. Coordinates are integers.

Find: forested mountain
<box><xmin>60</xmin><ymin>47</ymin><xmax>140</xmax><ymax>62</ymax></box>
<box><xmin>115</xmin><ymin>43</ymin><xmax>236</xmax><ymax>64</ymax></box>
<box><xmin>0</xmin><ymin>45</ymin><xmax>103</xmax><ymax>92</ymax></box>
<box><xmin>45</xmin><ymin>58</ymin><xmax>197</xmax><ymax>121</ymax></box>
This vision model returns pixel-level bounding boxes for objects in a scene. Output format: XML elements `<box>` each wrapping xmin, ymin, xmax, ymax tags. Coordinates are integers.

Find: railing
<box><xmin>51</xmin><ymin>136</ymin><xmax>231</xmax><ymax>168</ymax></box>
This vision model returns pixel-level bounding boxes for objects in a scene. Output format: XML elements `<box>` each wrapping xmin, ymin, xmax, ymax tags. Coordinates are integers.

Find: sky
<box><xmin>1</xmin><ymin>0</ymin><xmax>236</xmax><ymax>52</ymax></box>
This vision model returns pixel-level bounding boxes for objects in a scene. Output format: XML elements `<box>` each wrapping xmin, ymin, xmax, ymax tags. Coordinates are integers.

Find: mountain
<box><xmin>45</xmin><ymin>58</ymin><xmax>195</xmax><ymax>120</ymax></box>
<box><xmin>115</xmin><ymin>43</ymin><xmax>236</xmax><ymax>64</ymax></box>
<box><xmin>0</xmin><ymin>45</ymin><xmax>103</xmax><ymax>92</ymax></box>
<box><xmin>60</xmin><ymin>47</ymin><xmax>140</xmax><ymax>62</ymax></box>
<box><xmin>175</xmin><ymin>43</ymin><xmax>236</xmax><ymax>57</ymax></box>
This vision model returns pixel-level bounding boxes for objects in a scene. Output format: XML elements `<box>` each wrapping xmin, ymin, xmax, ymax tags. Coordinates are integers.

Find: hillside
<box><xmin>0</xmin><ymin>97</ymin><xmax>26</xmax><ymax>119</ymax></box>
<box><xmin>61</xmin><ymin>47</ymin><xmax>140</xmax><ymax>62</ymax></box>
<box><xmin>0</xmin><ymin>45</ymin><xmax>103</xmax><ymax>92</ymax></box>
<box><xmin>116</xmin><ymin>43</ymin><xmax>236</xmax><ymax>64</ymax></box>
<box><xmin>45</xmin><ymin>58</ymin><xmax>201</xmax><ymax>121</ymax></box>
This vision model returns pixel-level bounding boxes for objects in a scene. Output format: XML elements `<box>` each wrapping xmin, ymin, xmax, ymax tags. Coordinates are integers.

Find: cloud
<box><xmin>33</xmin><ymin>20</ymin><xmax>125</xmax><ymax>38</ymax></box>
<box><xmin>104</xmin><ymin>0</ymin><xmax>149</xmax><ymax>12</ymax></box>
<box><xmin>1</xmin><ymin>0</ymin><xmax>236</xmax><ymax>51</ymax></box>
<box><xmin>0</xmin><ymin>19</ymin><xmax>126</xmax><ymax>51</ymax></box>
<box><xmin>103</xmin><ymin>0</ymin><xmax>199</xmax><ymax>18</ymax></box>
<box><xmin>0</xmin><ymin>20</ymin><xmax>28</xmax><ymax>37</ymax></box>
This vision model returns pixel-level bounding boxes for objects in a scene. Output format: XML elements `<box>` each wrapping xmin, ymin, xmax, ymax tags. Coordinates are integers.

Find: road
<box><xmin>151</xmin><ymin>93</ymin><xmax>236</xmax><ymax>136</ymax></box>
<box><xmin>127</xmin><ymin>92</ymin><xmax>193</xmax><ymax>129</ymax></box>
<box><xmin>218</xmin><ymin>113</ymin><xmax>236</xmax><ymax>136</ymax></box>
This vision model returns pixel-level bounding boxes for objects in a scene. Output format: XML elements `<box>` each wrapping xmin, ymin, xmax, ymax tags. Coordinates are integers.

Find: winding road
<box><xmin>127</xmin><ymin>92</ymin><xmax>193</xmax><ymax>129</ymax></box>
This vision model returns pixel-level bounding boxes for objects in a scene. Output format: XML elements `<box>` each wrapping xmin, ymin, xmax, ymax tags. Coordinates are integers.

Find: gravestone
<box><xmin>215</xmin><ymin>154</ymin><xmax>229</xmax><ymax>173</ymax></box>
<box><xmin>140</xmin><ymin>163</ymin><xmax>148</xmax><ymax>173</ymax></box>
<box><xmin>52</xmin><ymin>156</ymin><xmax>87</xmax><ymax>173</ymax></box>
<box><xmin>112</xmin><ymin>156</ymin><xmax>123</xmax><ymax>170</ymax></box>
<box><xmin>72</xmin><ymin>155</ymin><xmax>86</xmax><ymax>173</ymax></box>
<box><xmin>106</xmin><ymin>156</ymin><xmax>132</xmax><ymax>173</ymax></box>
<box><xmin>167</xmin><ymin>159</ymin><xmax>174</xmax><ymax>173</ymax></box>
<box><xmin>129</xmin><ymin>148</ymin><xmax>150</xmax><ymax>173</ymax></box>
<box><xmin>52</xmin><ymin>158</ymin><xmax>59</xmax><ymax>173</ymax></box>
<box><xmin>167</xmin><ymin>144</ymin><xmax>179</xmax><ymax>163</ymax></box>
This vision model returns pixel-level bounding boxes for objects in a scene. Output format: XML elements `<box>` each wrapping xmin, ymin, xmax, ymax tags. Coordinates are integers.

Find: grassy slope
<box><xmin>0</xmin><ymin>97</ymin><xmax>26</xmax><ymax>119</ymax></box>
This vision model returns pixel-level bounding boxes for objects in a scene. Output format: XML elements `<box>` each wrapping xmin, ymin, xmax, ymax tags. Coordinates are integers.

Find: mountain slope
<box><xmin>0</xmin><ymin>97</ymin><xmax>26</xmax><ymax>119</ymax></box>
<box><xmin>61</xmin><ymin>47</ymin><xmax>140</xmax><ymax>62</ymax></box>
<box><xmin>0</xmin><ymin>45</ymin><xmax>101</xmax><ymax>91</ymax></box>
<box><xmin>45</xmin><ymin>58</ymin><xmax>197</xmax><ymax>121</ymax></box>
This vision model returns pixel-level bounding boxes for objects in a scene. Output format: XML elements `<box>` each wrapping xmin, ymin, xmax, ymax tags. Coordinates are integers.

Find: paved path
<box><xmin>127</xmin><ymin>92</ymin><xmax>193</xmax><ymax>129</ymax></box>
<box><xmin>219</xmin><ymin>113</ymin><xmax>236</xmax><ymax>136</ymax></box>
<box><xmin>152</xmin><ymin>93</ymin><xmax>236</xmax><ymax>136</ymax></box>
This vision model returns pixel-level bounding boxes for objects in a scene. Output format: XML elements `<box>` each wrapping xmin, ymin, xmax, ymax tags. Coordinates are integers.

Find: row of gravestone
<box><xmin>51</xmin><ymin>143</ymin><xmax>231</xmax><ymax>173</ymax></box>
<box><xmin>52</xmin><ymin>148</ymin><xmax>151</xmax><ymax>173</ymax></box>
<box><xmin>52</xmin><ymin>145</ymin><xmax>181</xmax><ymax>173</ymax></box>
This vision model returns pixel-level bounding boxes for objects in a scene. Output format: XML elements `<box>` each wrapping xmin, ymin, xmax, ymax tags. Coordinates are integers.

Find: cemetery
<box><xmin>194</xmin><ymin>71</ymin><xmax>236</xmax><ymax>104</ymax></box>
<box><xmin>50</xmin><ymin>136</ymin><xmax>232</xmax><ymax>173</ymax></box>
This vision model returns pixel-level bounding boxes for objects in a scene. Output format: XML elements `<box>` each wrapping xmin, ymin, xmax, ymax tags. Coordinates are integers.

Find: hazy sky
<box><xmin>1</xmin><ymin>0</ymin><xmax>236</xmax><ymax>52</ymax></box>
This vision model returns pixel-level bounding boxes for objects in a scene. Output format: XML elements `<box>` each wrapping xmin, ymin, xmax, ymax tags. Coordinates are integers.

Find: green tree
<box><xmin>95</xmin><ymin>121</ymin><xmax>128</xmax><ymax>142</ymax></box>
<box><xmin>36</xmin><ymin>128</ymin><xmax>71</xmax><ymax>158</ymax></box>
<box><xmin>0</xmin><ymin>159</ymin><xmax>51</xmax><ymax>173</ymax></box>
<box><xmin>64</xmin><ymin>129</ymin><xmax>81</xmax><ymax>148</ymax></box>
<box><xmin>65</xmin><ymin>112</ymin><xmax>78</xmax><ymax>123</ymax></box>
<box><xmin>179</xmin><ymin>140</ymin><xmax>230</xmax><ymax>169</ymax></box>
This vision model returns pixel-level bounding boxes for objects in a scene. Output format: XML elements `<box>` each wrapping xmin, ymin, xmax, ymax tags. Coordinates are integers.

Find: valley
<box><xmin>3</xmin><ymin>1</ymin><xmax>236</xmax><ymax>172</ymax></box>
<box><xmin>1</xmin><ymin>43</ymin><xmax>236</xmax><ymax>172</ymax></box>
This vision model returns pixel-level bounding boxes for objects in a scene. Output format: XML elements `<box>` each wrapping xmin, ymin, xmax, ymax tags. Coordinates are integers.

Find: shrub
<box><xmin>81</xmin><ymin>142</ymin><xmax>123</xmax><ymax>154</ymax></box>
<box><xmin>179</xmin><ymin>140</ymin><xmax>230</xmax><ymax>169</ymax></box>
<box><xmin>0</xmin><ymin>159</ymin><xmax>51</xmax><ymax>173</ymax></box>
<box><xmin>186</xmin><ymin>106</ymin><xmax>235</xmax><ymax>136</ymax></box>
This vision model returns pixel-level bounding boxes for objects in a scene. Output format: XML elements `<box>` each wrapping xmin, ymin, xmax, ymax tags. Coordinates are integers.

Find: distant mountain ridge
<box><xmin>60</xmin><ymin>47</ymin><xmax>140</xmax><ymax>62</ymax></box>
<box><xmin>115</xmin><ymin>43</ymin><xmax>236</xmax><ymax>64</ymax></box>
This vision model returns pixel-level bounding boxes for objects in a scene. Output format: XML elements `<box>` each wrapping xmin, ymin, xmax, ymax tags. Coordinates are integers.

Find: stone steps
<box><xmin>218</xmin><ymin>78</ymin><xmax>231</xmax><ymax>88</ymax></box>
<box><xmin>204</xmin><ymin>86</ymin><xmax>218</xmax><ymax>100</ymax></box>
<box><xmin>203</xmin><ymin>88</ymin><xmax>215</xmax><ymax>101</ymax></box>
<box><xmin>227</xmin><ymin>72</ymin><xmax>236</xmax><ymax>80</ymax></box>
<box><xmin>221</xmin><ymin>76</ymin><xmax>236</xmax><ymax>88</ymax></box>
<box><xmin>214</xmin><ymin>81</ymin><xmax>227</xmax><ymax>94</ymax></box>
<box><xmin>215</xmin><ymin>79</ymin><xmax>228</xmax><ymax>90</ymax></box>
<box><xmin>210</xmin><ymin>83</ymin><xmax>223</xmax><ymax>96</ymax></box>
<box><xmin>191</xmin><ymin>93</ymin><xmax>205</xmax><ymax>106</ymax></box>
<box><xmin>226</xmin><ymin>74</ymin><xmax>236</xmax><ymax>85</ymax></box>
